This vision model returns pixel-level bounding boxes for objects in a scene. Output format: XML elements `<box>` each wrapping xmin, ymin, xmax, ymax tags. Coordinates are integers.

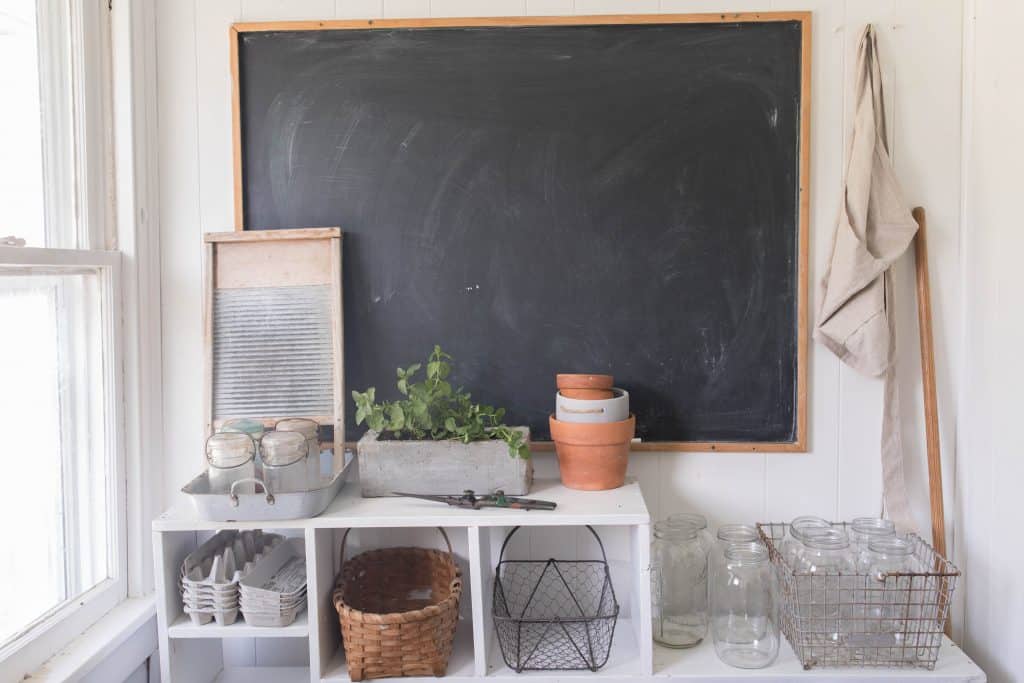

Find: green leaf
<box><xmin>387</xmin><ymin>404</ymin><xmax>405</xmax><ymax>431</ymax></box>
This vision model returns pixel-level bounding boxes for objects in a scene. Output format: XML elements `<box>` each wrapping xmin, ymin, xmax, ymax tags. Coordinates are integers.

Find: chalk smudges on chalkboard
<box><xmin>237</xmin><ymin>21</ymin><xmax>803</xmax><ymax>443</ymax></box>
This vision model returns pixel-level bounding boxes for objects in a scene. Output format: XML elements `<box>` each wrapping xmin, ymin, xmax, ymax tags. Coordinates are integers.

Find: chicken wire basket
<box><xmin>757</xmin><ymin>522</ymin><xmax>959</xmax><ymax>670</ymax></box>
<box><xmin>492</xmin><ymin>525</ymin><xmax>619</xmax><ymax>672</ymax></box>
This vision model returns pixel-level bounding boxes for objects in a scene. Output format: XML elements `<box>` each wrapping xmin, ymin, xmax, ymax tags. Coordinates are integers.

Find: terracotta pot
<box><xmin>559</xmin><ymin>387</ymin><xmax>615</xmax><ymax>400</ymax></box>
<box><xmin>549</xmin><ymin>414</ymin><xmax>635</xmax><ymax>491</ymax></box>
<box><xmin>556</xmin><ymin>374</ymin><xmax>614</xmax><ymax>392</ymax></box>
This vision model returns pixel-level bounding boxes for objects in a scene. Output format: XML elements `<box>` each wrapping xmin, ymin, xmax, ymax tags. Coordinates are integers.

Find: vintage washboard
<box><xmin>203</xmin><ymin>228</ymin><xmax>344</xmax><ymax>465</ymax></box>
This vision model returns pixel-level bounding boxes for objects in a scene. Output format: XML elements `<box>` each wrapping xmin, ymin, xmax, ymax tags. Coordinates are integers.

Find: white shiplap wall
<box><xmin>155</xmin><ymin>0</ymin><xmax>965</xmax><ymax>624</ymax></box>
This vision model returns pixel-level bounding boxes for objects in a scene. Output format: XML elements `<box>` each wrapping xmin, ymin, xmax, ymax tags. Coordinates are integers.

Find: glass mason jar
<box><xmin>651</xmin><ymin>520</ymin><xmax>709</xmax><ymax>648</ymax></box>
<box><xmin>222</xmin><ymin>418</ymin><xmax>266</xmax><ymax>475</ymax></box>
<box><xmin>667</xmin><ymin>513</ymin><xmax>714</xmax><ymax>555</ymax></box>
<box><xmin>275</xmin><ymin>418</ymin><xmax>321</xmax><ymax>482</ymax></box>
<box><xmin>260</xmin><ymin>430</ymin><xmax>309</xmax><ymax>493</ymax></box>
<box><xmin>849</xmin><ymin>517</ymin><xmax>896</xmax><ymax>555</ymax></box>
<box><xmin>711</xmin><ymin>524</ymin><xmax>760</xmax><ymax>575</ymax></box>
<box><xmin>711</xmin><ymin>542</ymin><xmax>780</xmax><ymax>669</ymax></box>
<box><xmin>862</xmin><ymin>536</ymin><xmax>919</xmax><ymax>648</ymax></box>
<box><xmin>781</xmin><ymin>516</ymin><xmax>831</xmax><ymax>569</ymax></box>
<box><xmin>206</xmin><ymin>432</ymin><xmax>256</xmax><ymax>494</ymax></box>
<box><xmin>797</xmin><ymin>528</ymin><xmax>856</xmax><ymax>650</ymax></box>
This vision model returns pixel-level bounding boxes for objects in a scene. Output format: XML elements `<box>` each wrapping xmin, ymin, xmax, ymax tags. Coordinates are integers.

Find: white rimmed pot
<box><xmin>555</xmin><ymin>388</ymin><xmax>630</xmax><ymax>424</ymax></box>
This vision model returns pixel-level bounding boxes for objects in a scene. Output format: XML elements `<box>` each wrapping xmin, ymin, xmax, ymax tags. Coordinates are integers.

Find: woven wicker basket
<box><xmin>332</xmin><ymin>528</ymin><xmax>462</xmax><ymax>681</ymax></box>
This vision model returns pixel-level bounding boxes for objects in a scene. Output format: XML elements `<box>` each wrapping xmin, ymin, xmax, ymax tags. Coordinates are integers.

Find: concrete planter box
<box><xmin>357</xmin><ymin>427</ymin><xmax>532</xmax><ymax>497</ymax></box>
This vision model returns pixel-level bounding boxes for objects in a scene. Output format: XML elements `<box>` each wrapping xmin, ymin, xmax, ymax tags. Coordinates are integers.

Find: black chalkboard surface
<box><xmin>232</xmin><ymin>15</ymin><xmax>809</xmax><ymax>448</ymax></box>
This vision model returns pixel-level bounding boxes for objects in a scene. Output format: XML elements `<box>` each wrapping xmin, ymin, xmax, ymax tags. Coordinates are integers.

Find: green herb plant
<box><xmin>352</xmin><ymin>345</ymin><xmax>530</xmax><ymax>459</ymax></box>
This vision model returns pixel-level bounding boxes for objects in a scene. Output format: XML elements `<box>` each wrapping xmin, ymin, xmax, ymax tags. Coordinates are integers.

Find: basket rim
<box><xmin>333</xmin><ymin>545</ymin><xmax>463</xmax><ymax>620</ymax></box>
<box><xmin>755</xmin><ymin>522</ymin><xmax>962</xmax><ymax>578</ymax></box>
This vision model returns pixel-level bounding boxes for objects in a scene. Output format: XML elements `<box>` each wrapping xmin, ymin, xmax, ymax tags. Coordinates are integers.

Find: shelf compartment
<box><xmin>169</xmin><ymin>612</ymin><xmax>309</xmax><ymax>639</ymax></box>
<box><xmin>212</xmin><ymin>666</ymin><xmax>309</xmax><ymax>682</ymax></box>
<box><xmin>322</xmin><ymin>619</ymin><xmax>476</xmax><ymax>682</ymax></box>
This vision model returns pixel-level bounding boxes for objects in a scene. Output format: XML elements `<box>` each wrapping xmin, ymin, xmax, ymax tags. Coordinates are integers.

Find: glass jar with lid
<box><xmin>260</xmin><ymin>430</ymin><xmax>309</xmax><ymax>493</ymax></box>
<box><xmin>206</xmin><ymin>432</ymin><xmax>256</xmax><ymax>494</ymax></box>
<box><xmin>711</xmin><ymin>542</ymin><xmax>779</xmax><ymax>669</ymax></box>
<box><xmin>651</xmin><ymin>520</ymin><xmax>709</xmax><ymax>648</ymax></box>
<box><xmin>275</xmin><ymin>418</ymin><xmax>321</xmax><ymax>482</ymax></box>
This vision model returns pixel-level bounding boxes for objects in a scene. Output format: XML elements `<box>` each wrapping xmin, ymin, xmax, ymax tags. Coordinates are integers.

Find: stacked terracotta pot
<box><xmin>549</xmin><ymin>374</ymin><xmax>635</xmax><ymax>491</ymax></box>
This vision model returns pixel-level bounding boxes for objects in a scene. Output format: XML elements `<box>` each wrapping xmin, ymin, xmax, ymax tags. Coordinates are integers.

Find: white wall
<box><xmin>957</xmin><ymin>0</ymin><xmax>1024</xmax><ymax>680</ymax></box>
<box><xmin>154</xmin><ymin>0</ymin><xmax>966</xmax><ymax>645</ymax></box>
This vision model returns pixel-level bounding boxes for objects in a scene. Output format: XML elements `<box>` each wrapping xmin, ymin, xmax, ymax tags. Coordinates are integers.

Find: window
<box><xmin>0</xmin><ymin>0</ymin><xmax>125</xmax><ymax>677</ymax></box>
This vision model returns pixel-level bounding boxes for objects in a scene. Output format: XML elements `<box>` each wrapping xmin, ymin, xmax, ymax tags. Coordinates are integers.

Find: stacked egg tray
<box><xmin>239</xmin><ymin>538</ymin><xmax>308</xmax><ymax>627</ymax></box>
<box><xmin>179</xmin><ymin>530</ymin><xmax>285</xmax><ymax>626</ymax></box>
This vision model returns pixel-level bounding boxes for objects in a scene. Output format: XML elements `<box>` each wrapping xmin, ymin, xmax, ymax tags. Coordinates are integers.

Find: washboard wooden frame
<box><xmin>228</xmin><ymin>13</ymin><xmax>811</xmax><ymax>453</ymax></box>
<box><xmin>203</xmin><ymin>228</ymin><xmax>345</xmax><ymax>467</ymax></box>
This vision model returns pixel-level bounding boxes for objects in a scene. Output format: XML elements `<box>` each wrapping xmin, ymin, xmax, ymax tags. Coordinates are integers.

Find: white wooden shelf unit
<box><xmin>153</xmin><ymin>477</ymin><xmax>985</xmax><ymax>683</ymax></box>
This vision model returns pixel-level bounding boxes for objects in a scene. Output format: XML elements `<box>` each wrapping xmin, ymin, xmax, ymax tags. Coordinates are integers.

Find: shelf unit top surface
<box><xmin>154</xmin><ymin>477</ymin><xmax>651</xmax><ymax>531</ymax></box>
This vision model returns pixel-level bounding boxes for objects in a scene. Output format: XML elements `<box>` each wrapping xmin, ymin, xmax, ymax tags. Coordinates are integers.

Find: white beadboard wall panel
<box><xmin>430</xmin><ymin>0</ymin><xmax>527</xmax><ymax>16</ymax></box>
<box><xmin>335</xmin><ymin>0</ymin><xmax>385</xmax><ymax>18</ymax></box>
<box><xmin>156</xmin><ymin>0</ymin><xmax>964</xmax><ymax>609</ymax></box>
<box><xmin>242</xmin><ymin>0</ymin><xmax>336</xmax><ymax>21</ymax></box>
<box><xmin>380</xmin><ymin>0</ymin><xmax>431</xmax><ymax>18</ymax></box>
<box><xmin>574</xmin><ymin>0</ymin><xmax>659</xmax><ymax>15</ymax></box>
<box><xmin>958</xmin><ymin>0</ymin><xmax>1024</xmax><ymax>676</ymax></box>
<box><xmin>156</xmin><ymin>0</ymin><xmax>204</xmax><ymax>502</ymax></box>
<box><xmin>525</xmin><ymin>0</ymin><xmax>574</xmax><ymax>15</ymax></box>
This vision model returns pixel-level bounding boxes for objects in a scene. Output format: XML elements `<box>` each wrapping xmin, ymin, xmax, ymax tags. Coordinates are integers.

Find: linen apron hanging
<box><xmin>815</xmin><ymin>26</ymin><xmax>920</xmax><ymax>533</ymax></box>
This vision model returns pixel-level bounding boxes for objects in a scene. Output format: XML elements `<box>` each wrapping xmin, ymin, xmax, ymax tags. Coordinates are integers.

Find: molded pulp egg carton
<box><xmin>179</xmin><ymin>530</ymin><xmax>283</xmax><ymax>625</ymax></box>
<box><xmin>239</xmin><ymin>538</ymin><xmax>308</xmax><ymax>627</ymax></box>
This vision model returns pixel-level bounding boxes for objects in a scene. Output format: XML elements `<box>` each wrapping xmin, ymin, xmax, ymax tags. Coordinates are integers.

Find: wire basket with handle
<box><xmin>492</xmin><ymin>525</ymin><xmax>619</xmax><ymax>672</ymax></box>
<box><xmin>757</xmin><ymin>522</ymin><xmax>959</xmax><ymax>670</ymax></box>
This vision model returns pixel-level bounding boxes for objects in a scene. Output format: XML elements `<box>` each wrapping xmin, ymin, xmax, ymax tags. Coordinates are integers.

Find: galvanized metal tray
<box><xmin>182</xmin><ymin>453</ymin><xmax>353</xmax><ymax>522</ymax></box>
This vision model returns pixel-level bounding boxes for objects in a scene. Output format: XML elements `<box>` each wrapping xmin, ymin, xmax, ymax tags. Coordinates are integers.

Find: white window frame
<box><xmin>0</xmin><ymin>0</ymin><xmax>160</xmax><ymax>675</ymax></box>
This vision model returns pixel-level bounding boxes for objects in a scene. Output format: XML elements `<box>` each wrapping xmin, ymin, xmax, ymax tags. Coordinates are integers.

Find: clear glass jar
<box><xmin>797</xmin><ymin>528</ymin><xmax>856</xmax><ymax>648</ymax></box>
<box><xmin>711</xmin><ymin>542</ymin><xmax>779</xmax><ymax>669</ymax></box>
<box><xmin>711</xmin><ymin>524</ymin><xmax>760</xmax><ymax>574</ymax></box>
<box><xmin>222</xmin><ymin>418</ymin><xmax>266</xmax><ymax>476</ymax></box>
<box><xmin>667</xmin><ymin>512</ymin><xmax>713</xmax><ymax>555</ymax></box>
<box><xmin>862</xmin><ymin>536</ymin><xmax>919</xmax><ymax>648</ymax></box>
<box><xmin>275</xmin><ymin>418</ymin><xmax>321</xmax><ymax>482</ymax></box>
<box><xmin>781</xmin><ymin>515</ymin><xmax>831</xmax><ymax>569</ymax></box>
<box><xmin>849</xmin><ymin>517</ymin><xmax>896</xmax><ymax>555</ymax></box>
<box><xmin>651</xmin><ymin>520</ymin><xmax>708</xmax><ymax>648</ymax></box>
<box><xmin>260</xmin><ymin>430</ymin><xmax>309</xmax><ymax>493</ymax></box>
<box><xmin>206</xmin><ymin>432</ymin><xmax>255</xmax><ymax>494</ymax></box>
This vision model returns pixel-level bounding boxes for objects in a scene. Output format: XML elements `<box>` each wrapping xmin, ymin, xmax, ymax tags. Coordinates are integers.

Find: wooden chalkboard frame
<box><xmin>229</xmin><ymin>13</ymin><xmax>811</xmax><ymax>453</ymax></box>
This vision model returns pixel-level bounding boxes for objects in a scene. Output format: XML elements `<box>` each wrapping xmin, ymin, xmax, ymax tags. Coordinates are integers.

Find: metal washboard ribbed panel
<box><xmin>213</xmin><ymin>285</ymin><xmax>334</xmax><ymax>418</ymax></box>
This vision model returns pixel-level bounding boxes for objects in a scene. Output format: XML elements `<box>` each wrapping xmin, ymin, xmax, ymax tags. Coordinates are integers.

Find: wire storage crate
<box><xmin>757</xmin><ymin>522</ymin><xmax>959</xmax><ymax>670</ymax></box>
<box><xmin>492</xmin><ymin>525</ymin><xmax>619</xmax><ymax>672</ymax></box>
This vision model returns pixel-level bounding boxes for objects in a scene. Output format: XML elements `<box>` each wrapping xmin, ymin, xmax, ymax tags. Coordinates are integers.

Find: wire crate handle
<box><xmin>339</xmin><ymin>526</ymin><xmax>453</xmax><ymax>567</ymax></box>
<box><xmin>497</xmin><ymin>524</ymin><xmax>608</xmax><ymax>564</ymax></box>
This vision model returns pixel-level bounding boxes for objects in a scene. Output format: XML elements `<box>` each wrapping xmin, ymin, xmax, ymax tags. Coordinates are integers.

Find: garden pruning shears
<box><xmin>393</xmin><ymin>489</ymin><xmax>557</xmax><ymax>511</ymax></box>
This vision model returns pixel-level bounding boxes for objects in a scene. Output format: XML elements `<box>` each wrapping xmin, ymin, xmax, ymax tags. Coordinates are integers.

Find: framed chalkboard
<box><xmin>230</xmin><ymin>13</ymin><xmax>810</xmax><ymax>451</ymax></box>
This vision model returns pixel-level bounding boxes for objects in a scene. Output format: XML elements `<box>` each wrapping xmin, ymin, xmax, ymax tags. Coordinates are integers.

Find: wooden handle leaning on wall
<box><xmin>913</xmin><ymin>207</ymin><xmax>951</xmax><ymax>637</ymax></box>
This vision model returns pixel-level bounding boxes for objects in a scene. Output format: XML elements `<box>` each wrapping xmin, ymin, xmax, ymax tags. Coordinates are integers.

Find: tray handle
<box><xmin>229</xmin><ymin>478</ymin><xmax>274</xmax><ymax>507</ymax></box>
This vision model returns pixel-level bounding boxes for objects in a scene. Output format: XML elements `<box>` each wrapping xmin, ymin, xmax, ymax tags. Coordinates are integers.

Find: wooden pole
<box><xmin>912</xmin><ymin>207</ymin><xmax>951</xmax><ymax>636</ymax></box>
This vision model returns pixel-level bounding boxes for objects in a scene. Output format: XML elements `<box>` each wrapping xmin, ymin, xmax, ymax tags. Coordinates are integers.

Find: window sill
<box><xmin>29</xmin><ymin>596</ymin><xmax>156</xmax><ymax>682</ymax></box>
